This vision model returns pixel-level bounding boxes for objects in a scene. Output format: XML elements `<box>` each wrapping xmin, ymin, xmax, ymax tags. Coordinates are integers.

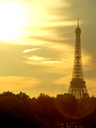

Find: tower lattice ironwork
<box><xmin>68</xmin><ymin>19</ymin><xmax>89</xmax><ymax>99</ymax></box>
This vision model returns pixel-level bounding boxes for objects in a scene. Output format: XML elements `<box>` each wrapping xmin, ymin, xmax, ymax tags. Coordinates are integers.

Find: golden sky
<box><xmin>0</xmin><ymin>0</ymin><xmax>96</xmax><ymax>98</ymax></box>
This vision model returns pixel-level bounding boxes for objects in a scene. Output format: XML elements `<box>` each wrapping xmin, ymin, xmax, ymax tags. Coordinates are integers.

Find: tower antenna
<box><xmin>77</xmin><ymin>18</ymin><xmax>79</xmax><ymax>27</ymax></box>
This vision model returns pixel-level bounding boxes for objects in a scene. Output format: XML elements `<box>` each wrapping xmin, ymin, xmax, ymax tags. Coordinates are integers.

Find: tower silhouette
<box><xmin>68</xmin><ymin>19</ymin><xmax>89</xmax><ymax>99</ymax></box>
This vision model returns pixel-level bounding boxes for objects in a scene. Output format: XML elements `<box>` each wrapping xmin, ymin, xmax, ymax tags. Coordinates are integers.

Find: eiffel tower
<box><xmin>68</xmin><ymin>19</ymin><xmax>89</xmax><ymax>99</ymax></box>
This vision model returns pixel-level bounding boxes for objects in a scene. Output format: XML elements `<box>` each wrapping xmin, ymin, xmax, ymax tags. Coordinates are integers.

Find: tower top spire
<box><xmin>75</xmin><ymin>18</ymin><xmax>81</xmax><ymax>33</ymax></box>
<box><xmin>77</xmin><ymin>18</ymin><xmax>79</xmax><ymax>27</ymax></box>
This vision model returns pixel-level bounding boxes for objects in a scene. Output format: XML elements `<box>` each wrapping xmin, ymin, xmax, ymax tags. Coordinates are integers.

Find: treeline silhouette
<box><xmin>0</xmin><ymin>92</ymin><xmax>96</xmax><ymax>128</ymax></box>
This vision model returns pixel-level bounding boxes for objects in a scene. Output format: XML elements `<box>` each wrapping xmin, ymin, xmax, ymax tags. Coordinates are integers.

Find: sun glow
<box><xmin>0</xmin><ymin>1</ymin><xmax>26</xmax><ymax>41</ymax></box>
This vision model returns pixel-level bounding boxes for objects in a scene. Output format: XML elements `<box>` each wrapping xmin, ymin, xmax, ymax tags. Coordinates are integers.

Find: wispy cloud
<box><xmin>23</xmin><ymin>55</ymin><xmax>63</xmax><ymax>62</ymax></box>
<box><xmin>24</xmin><ymin>55</ymin><xmax>45</xmax><ymax>61</ymax></box>
<box><xmin>23</xmin><ymin>55</ymin><xmax>71</xmax><ymax>75</ymax></box>
<box><xmin>29</xmin><ymin>35</ymin><xmax>69</xmax><ymax>43</ymax></box>
<box><xmin>23</xmin><ymin>48</ymin><xmax>41</xmax><ymax>53</ymax></box>
<box><xmin>22</xmin><ymin>0</ymin><xmax>70</xmax><ymax>8</ymax></box>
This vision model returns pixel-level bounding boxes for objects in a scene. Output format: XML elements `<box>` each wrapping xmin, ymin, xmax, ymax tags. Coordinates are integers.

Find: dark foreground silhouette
<box><xmin>0</xmin><ymin>91</ymin><xmax>96</xmax><ymax>128</ymax></box>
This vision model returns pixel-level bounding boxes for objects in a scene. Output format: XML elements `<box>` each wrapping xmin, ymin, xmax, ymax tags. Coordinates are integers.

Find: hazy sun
<box><xmin>0</xmin><ymin>1</ymin><xmax>26</xmax><ymax>41</ymax></box>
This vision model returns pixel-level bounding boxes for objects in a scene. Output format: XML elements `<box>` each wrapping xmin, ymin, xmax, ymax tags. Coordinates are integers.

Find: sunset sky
<box><xmin>0</xmin><ymin>0</ymin><xmax>96</xmax><ymax>98</ymax></box>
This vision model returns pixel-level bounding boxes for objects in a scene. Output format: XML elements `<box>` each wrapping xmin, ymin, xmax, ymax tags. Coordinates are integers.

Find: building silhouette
<box><xmin>68</xmin><ymin>19</ymin><xmax>89</xmax><ymax>99</ymax></box>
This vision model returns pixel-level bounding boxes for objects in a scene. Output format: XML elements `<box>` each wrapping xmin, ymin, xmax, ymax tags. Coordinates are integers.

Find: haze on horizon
<box><xmin>0</xmin><ymin>0</ymin><xmax>96</xmax><ymax>98</ymax></box>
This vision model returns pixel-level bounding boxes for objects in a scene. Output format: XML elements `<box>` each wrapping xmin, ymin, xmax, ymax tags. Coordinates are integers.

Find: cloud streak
<box><xmin>0</xmin><ymin>76</ymin><xmax>41</xmax><ymax>91</ymax></box>
<box><xmin>23</xmin><ymin>55</ymin><xmax>66</xmax><ymax>63</ymax></box>
<box><xmin>23</xmin><ymin>48</ymin><xmax>41</xmax><ymax>53</ymax></box>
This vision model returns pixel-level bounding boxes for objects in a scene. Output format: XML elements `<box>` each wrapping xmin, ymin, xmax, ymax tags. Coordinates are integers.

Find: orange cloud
<box><xmin>85</xmin><ymin>79</ymin><xmax>96</xmax><ymax>96</ymax></box>
<box><xmin>0</xmin><ymin>76</ymin><xmax>41</xmax><ymax>91</ymax></box>
<box><xmin>53</xmin><ymin>75</ymin><xmax>71</xmax><ymax>86</ymax></box>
